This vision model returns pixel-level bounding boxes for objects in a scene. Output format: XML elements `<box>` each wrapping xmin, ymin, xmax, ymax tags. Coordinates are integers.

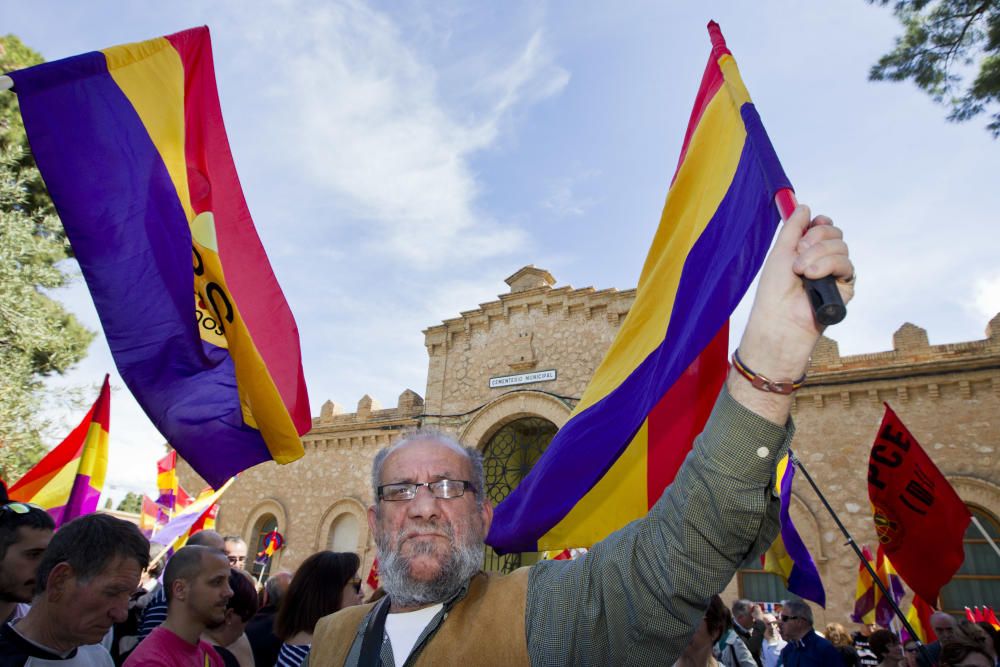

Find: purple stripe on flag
<box><xmin>47</xmin><ymin>505</ymin><xmax>68</xmax><ymax>527</ymax></box>
<box><xmin>156</xmin><ymin>491</ymin><xmax>177</xmax><ymax>510</ymax></box>
<box><xmin>151</xmin><ymin>510</ymin><xmax>204</xmax><ymax>546</ymax></box>
<box><xmin>58</xmin><ymin>473</ymin><xmax>101</xmax><ymax>528</ymax></box>
<box><xmin>740</xmin><ymin>104</ymin><xmax>792</xmax><ymax>199</ymax></box>
<box><xmin>10</xmin><ymin>53</ymin><xmax>271</xmax><ymax>488</ymax></box>
<box><xmin>488</xmin><ymin>125</ymin><xmax>781</xmax><ymax>553</ymax></box>
<box><xmin>780</xmin><ymin>459</ymin><xmax>826</xmax><ymax>606</ymax></box>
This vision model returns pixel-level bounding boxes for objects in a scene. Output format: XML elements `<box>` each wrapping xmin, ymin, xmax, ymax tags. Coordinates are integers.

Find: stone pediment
<box><xmin>505</xmin><ymin>265</ymin><xmax>556</xmax><ymax>294</ymax></box>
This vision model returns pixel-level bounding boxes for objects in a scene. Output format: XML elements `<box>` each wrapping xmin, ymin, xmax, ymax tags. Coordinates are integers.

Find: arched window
<box><xmin>736</xmin><ymin>568</ymin><xmax>798</xmax><ymax>605</ymax></box>
<box><xmin>481</xmin><ymin>416</ymin><xmax>557</xmax><ymax>573</ymax></box>
<box><xmin>939</xmin><ymin>505</ymin><xmax>1000</xmax><ymax>613</ymax></box>
<box><xmin>249</xmin><ymin>513</ymin><xmax>278</xmax><ymax>580</ymax></box>
<box><xmin>329</xmin><ymin>513</ymin><xmax>360</xmax><ymax>554</ymax></box>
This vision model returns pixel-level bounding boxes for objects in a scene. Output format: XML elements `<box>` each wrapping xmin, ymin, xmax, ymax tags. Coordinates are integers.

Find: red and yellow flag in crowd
<box><xmin>151</xmin><ymin>480</ymin><xmax>233</xmax><ymax>550</ymax></box>
<box><xmin>902</xmin><ymin>595</ymin><xmax>937</xmax><ymax>644</ymax></box>
<box><xmin>366</xmin><ymin>558</ymin><xmax>380</xmax><ymax>590</ymax></box>
<box><xmin>8</xmin><ymin>376</ymin><xmax>111</xmax><ymax>526</ymax></box>
<box><xmin>139</xmin><ymin>494</ymin><xmax>159</xmax><ymax>537</ymax></box>
<box><xmin>851</xmin><ymin>544</ymin><xmax>905</xmax><ymax>627</ymax></box>
<box><xmin>868</xmin><ymin>405</ymin><xmax>970</xmax><ymax>603</ymax></box>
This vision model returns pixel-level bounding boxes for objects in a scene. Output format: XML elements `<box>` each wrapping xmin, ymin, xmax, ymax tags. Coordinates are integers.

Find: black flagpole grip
<box><xmin>775</xmin><ymin>189</ymin><xmax>847</xmax><ymax>327</ymax></box>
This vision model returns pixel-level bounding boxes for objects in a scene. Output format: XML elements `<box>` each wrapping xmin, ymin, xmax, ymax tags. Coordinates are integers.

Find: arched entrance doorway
<box><xmin>481</xmin><ymin>416</ymin><xmax>557</xmax><ymax>572</ymax></box>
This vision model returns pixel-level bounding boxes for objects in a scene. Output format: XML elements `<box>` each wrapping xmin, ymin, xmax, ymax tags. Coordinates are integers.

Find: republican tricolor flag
<box><xmin>5</xmin><ymin>27</ymin><xmax>310</xmax><ymax>487</ymax></box>
<box><xmin>488</xmin><ymin>22</ymin><xmax>789</xmax><ymax>553</ymax></box>
<box><xmin>156</xmin><ymin>451</ymin><xmax>179</xmax><ymax>511</ymax></box>
<box><xmin>152</xmin><ymin>479</ymin><xmax>233</xmax><ymax>549</ymax></box>
<box><xmin>9</xmin><ymin>376</ymin><xmax>110</xmax><ymax>526</ymax></box>
<box><xmin>762</xmin><ymin>454</ymin><xmax>825</xmax><ymax>606</ymax></box>
<box><xmin>139</xmin><ymin>494</ymin><xmax>159</xmax><ymax>537</ymax></box>
<box><xmin>901</xmin><ymin>594</ymin><xmax>937</xmax><ymax>644</ymax></box>
<box><xmin>255</xmin><ymin>530</ymin><xmax>285</xmax><ymax>565</ymax></box>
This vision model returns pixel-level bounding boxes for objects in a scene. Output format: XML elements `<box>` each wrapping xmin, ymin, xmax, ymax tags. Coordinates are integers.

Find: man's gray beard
<box><xmin>376</xmin><ymin>519</ymin><xmax>484</xmax><ymax>608</ymax></box>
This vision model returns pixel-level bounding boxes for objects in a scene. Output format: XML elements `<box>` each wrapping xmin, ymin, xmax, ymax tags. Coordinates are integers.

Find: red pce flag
<box><xmin>868</xmin><ymin>404</ymin><xmax>971</xmax><ymax>603</ymax></box>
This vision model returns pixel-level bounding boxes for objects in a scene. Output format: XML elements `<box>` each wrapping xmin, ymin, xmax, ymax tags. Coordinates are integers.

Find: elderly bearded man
<box><xmin>310</xmin><ymin>206</ymin><xmax>855</xmax><ymax>666</ymax></box>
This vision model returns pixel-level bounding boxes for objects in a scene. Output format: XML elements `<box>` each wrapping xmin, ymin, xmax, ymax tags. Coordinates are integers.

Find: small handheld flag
<box><xmin>366</xmin><ymin>557</ymin><xmax>380</xmax><ymax>590</ymax></box>
<box><xmin>256</xmin><ymin>530</ymin><xmax>285</xmax><ymax>565</ymax></box>
<box><xmin>8</xmin><ymin>375</ymin><xmax>110</xmax><ymax>526</ymax></box>
<box><xmin>762</xmin><ymin>454</ymin><xmax>825</xmax><ymax>606</ymax></box>
<box><xmin>851</xmin><ymin>545</ymin><xmax>879</xmax><ymax>624</ymax></box>
<box><xmin>151</xmin><ymin>479</ymin><xmax>234</xmax><ymax>547</ymax></box>
<box><xmin>901</xmin><ymin>595</ymin><xmax>937</xmax><ymax>644</ymax></box>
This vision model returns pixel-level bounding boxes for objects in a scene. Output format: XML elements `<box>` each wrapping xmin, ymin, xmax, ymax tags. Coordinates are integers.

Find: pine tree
<box><xmin>869</xmin><ymin>0</ymin><xmax>1000</xmax><ymax>137</ymax></box>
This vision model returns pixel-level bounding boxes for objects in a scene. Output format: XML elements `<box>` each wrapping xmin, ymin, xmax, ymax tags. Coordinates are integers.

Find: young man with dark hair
<box><xmin>0</xmin><ymin>512</ymin><xmax>150</xmax><ymax>666</ymax></box>
<box><xmin>0</xmin><ymin>502</ymin><xmax>55</xmax><ymax>625</ymax></box>
<box><xmin>124</xmin><ymin>545</ymin><xmax>233</xmax><ymax>667</ymax></box>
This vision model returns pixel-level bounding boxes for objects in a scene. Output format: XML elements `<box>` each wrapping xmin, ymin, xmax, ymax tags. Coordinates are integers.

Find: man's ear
<box><xmin>45</xmin><ymin>562</ymin><xmax>74</xmax><ymax>602</ymax></box>
<box><xmin>367</xmin><ymin>504</ymin><xmax>378</xmax><ymax>538</ymax></box>
<box><xmin>480</xmin><ymin>498</ymin><xmax>494</xmax><ymax>534</ymax></box>
<box><xmin>171</xmin><ymin>578</ymin><xmax>188</xmax><ymax>603</ymax></box>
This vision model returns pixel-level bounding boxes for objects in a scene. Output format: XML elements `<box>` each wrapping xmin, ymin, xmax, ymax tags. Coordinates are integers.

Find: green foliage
<box><xmin>1</xmin><ymin>36</ymin><xmax>54</xmax><ymax>215</ymax></box>
<box><xmin>869</xmin><ymin>0</ymin><xmax>1000</xmax><ymax>137</ymax></box>
<box><xmin>0</xmin><ymin>35</ymin><xmax>95</xmax><ymax>483</ymax></box>
<box><xmin>116</xmin><ymin>491</ymin><xmax>143</xmax><ymax>514</ymax></box>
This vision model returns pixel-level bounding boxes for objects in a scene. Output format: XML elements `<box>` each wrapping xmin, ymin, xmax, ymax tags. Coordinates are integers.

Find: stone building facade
<box><xmin>178</xmin><ymin>266</ymin><xmax>1000</xmax><ymax>626</ymax></box>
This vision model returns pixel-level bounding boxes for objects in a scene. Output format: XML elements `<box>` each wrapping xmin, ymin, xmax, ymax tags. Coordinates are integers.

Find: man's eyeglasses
<box><xmin>779</xmin><ymin>615</ymin><xmax>803</xmax><ymax>622</ymax></box>
<box><xmin>0</xmin><ymin>502</ymin><xmax>43</xmax><ymax>516</ymax></box>
<box><xmin>227</xmin><ymin>555</ymin><xmax>247</xmax><ymax>565</ymax></box>
<box><xmin>377</xmin><ymin>479</ymin><xmax>475</xmax><ymax>502</ymax></box>
<box><xmin>350</xmin><ymin>577</ymin><xmax>362</xmax><ymax>593</ymax></box>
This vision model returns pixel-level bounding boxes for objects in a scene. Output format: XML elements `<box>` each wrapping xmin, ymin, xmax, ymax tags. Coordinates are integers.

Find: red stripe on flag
<box><xmin>673</xmin><ymin>41</ymin><xmax>726</xmax><ymax>180</ymax></box>
<box><xmin>164</xmin><ymin>27</ymin><xmax>311</xmax><ymax>434</ymax></box>
<box><xmin>646</xmin><ymin>324</ymin><xmax>729</xmax><ymax>505</ymax></box>
<box><xmin>8</xmin><ymin>377</ymin><xmax>110</xmax><ymax>499</ymax></box>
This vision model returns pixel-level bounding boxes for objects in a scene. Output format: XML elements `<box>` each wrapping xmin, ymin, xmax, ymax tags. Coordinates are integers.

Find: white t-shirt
<box><xmin>384</xmin><ymin>604</ymin><xmax>443</xmax><ymax>667</ymax></box>
<box><xmin>6</xmin><ymin>620</ymin><xmax>114</xmax><ymax>666</ymax></box>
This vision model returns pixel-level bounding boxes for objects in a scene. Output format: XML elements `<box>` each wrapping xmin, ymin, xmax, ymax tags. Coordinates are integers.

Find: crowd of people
<box><xmin>13</xmin><ymin>207</ymin><xmax>989</xmax><ymax>666</ymax></box>
<box><xmin>0</xmin><ymin>500</ymin><xmax>367</xmax><ymax>667</ymax></box>
<box><xmin>2</xmin><ymin>494</ymin><xmax>996</xmax><ymax>666</ymax></box>
<box><xmin>674</xmin><ymin>596</ymin><xmax>1000</xmax><ymax>667</ymax></box>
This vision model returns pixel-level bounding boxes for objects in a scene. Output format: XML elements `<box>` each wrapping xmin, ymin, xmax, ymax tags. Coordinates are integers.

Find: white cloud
<box><xmin>972</xmin><ymin>272</ymin><xmax>1000</xmax><ymax>322</ymax></box>
<box><xmin>542</xmin><ymin>170</ymin><xmax>599</xmax><ymax>218</ymax></box>
<box><xmin>234</xmin><ymin>0</ymin><xmax>568</xmax><ymax>267</ymax></box>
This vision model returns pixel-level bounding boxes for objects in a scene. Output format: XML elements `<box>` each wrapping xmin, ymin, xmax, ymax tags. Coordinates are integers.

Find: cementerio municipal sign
<box><xmin>489</xmin><ymin>369</ymin><xmax>557</xmax><ymax>388</ymax></box>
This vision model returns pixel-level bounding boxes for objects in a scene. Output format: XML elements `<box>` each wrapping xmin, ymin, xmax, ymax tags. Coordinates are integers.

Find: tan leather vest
<box><xmin>309</xmin><ymin>567</ymin><xmax>531</xmax><ymax>666</ymax></box>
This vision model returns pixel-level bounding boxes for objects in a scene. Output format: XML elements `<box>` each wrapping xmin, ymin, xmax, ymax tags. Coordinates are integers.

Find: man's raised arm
<box><xmin>525</xmin><ymin>205</ymin><xmax>854</xmax><ymax>665</ymax></box>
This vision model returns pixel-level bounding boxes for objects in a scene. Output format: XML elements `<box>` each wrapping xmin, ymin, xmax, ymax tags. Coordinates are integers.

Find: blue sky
<box><xmin>5</xmin><ymin>1</ymin><xmax>999</xmax><ymax>505</ymax></box>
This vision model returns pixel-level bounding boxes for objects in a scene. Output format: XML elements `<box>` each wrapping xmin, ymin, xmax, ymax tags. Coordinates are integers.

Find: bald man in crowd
<box><xmin>124</xmin><ymin>545</ymin><xmax>233</xmax><ymax>667</ymax></box>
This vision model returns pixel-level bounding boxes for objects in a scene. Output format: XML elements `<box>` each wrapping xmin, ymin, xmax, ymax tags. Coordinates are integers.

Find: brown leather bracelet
<box><xmin>731</xmin><ymin>349</ymin><xmax>806</xmax><ymax>395</ymax></box>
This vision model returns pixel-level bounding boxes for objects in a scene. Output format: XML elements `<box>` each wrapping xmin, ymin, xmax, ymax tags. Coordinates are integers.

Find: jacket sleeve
<box><xmin>525</xmin><ymin>385</ymin><xmax>792</xmax><ymax>666</ymax></box>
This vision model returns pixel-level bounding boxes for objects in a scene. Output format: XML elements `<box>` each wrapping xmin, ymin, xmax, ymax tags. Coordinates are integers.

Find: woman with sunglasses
<box><xmin>273</xmin><ymin>551</ymin><xmax>362</xmax><ymax>667</ymax></box>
